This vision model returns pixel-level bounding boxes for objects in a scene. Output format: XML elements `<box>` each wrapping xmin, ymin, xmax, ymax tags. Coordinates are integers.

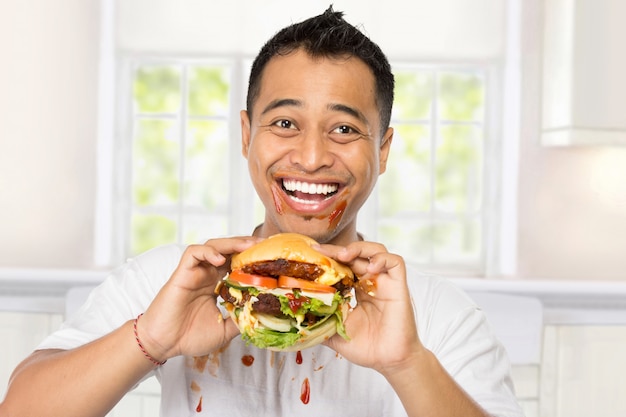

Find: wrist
<box><xmin>379</xmin><ymin>345</ymin><xmax>428</xmax><ymax>383</ymax></box>
<box><xmin>133</xmin><ymin>313</ymin><xmax>167</xmax><ymax>366</ymax></box>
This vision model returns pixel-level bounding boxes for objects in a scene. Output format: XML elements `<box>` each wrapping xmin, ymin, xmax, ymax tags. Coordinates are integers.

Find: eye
<box><xmin>273</xmin><ymin>119</ymin><xmax>296</xmax><ymax>130</ymax></box>
<box><xmin>329</xmin><ymin>124</ymin><xmax>364</xmax><ymax>144</ymax></box>
<box><xmin>334</xmin><ymin>125</ymin><xmax>353</xmax><ymax>134</ymax></box>
<box><xmin>267</xmin><ymin>118</ymin><xmax>300</xmax><ymax>138</ymax></box>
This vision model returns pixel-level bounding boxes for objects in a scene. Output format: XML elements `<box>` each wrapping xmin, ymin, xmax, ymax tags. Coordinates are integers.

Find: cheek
<box><xmin>247</xmin><ymin>141</ymin><xmax>269</xmax><ymax>172</ymax></box>
<box><xmin>347</xmin><ymin>147</ymin><xmax>379</xmax><ymax>180</ymax></box>
<box><xmin>246</xmin><ymin>142</ymin><xmax>280</xmax><ymax>194</ymax></box>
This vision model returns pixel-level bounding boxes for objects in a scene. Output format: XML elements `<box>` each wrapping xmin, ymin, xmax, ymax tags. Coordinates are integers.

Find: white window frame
<box><xmin>106</xmin><ymin>55</ymin><xmax>259</xmax><ymax>264</ymax></box>
<box><xmin>359</xmin><ymin>63</ymin><xmax>503</xmax><ymax>277</ymax></box>
<box><xmin>96</xmin><ymin>52</ymin><xmax>517</xmax><ymax>278</ymax></box>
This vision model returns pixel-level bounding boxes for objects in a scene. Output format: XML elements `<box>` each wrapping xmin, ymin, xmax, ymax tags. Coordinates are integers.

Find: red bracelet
<box><xmin>133</xmin><ymin>313</ymin><xmax>167</xmax><ymax>366</ymax></box>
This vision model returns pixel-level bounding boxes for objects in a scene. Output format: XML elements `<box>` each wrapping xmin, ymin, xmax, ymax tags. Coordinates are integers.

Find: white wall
<box><xmin>115</xmin><ymin>0</ymin><xmax>504</xmax><ymax>59</ymax></box>
<box><xmin>0</xmin><ymin>0</ymin><xmax>100</xmax><ymax>267</ymax></box>
<box><xmin>517</xmin><ymin>0</ymin><xmax>626</xmax><ymax>281</ymax></box>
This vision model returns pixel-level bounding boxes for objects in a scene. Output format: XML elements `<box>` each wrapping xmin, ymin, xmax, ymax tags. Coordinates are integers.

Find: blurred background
<box><xmin>1</xmin><ymin>1</ymin><xmax>626</xmax><ymax>416</ymax></box>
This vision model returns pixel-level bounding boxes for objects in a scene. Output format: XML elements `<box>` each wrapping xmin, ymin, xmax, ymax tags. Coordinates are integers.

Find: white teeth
<box><xmin>282</xmin><ymin>179</ymin><xmax>338</xmax><ymax>196</ymax></box>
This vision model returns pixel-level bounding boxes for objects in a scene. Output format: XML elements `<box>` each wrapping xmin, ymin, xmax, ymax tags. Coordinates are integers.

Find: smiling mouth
<box><xmin>281</xmin><ymin>179</ymin><xmax>339</xmax><ymax>204</ymax></box>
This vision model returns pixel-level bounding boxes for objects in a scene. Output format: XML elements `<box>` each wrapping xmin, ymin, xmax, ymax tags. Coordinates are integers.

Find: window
<box><xmin>376</xmin><ymin>66</ymin><xmax>489</xmax><ymax>274</ymax></box>
<box><xmin>122</xmin><ymin>59</ymin><xmax>245</xmax><ymax>256</ymax></box>
<box><xmin>117</xmin><ymin>58</ymin><xmax>495</xmax><ymax>275</ymax></box>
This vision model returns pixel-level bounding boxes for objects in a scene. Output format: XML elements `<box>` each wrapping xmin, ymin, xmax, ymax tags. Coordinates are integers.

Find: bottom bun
<box><xmin>227</xmin><ymin>307</ymin><xmax>343</xmax><ymax>352</ymax></box>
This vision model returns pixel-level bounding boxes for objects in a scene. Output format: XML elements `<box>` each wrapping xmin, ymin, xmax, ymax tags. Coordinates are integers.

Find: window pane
<box><xmin>438</xmin><ymin>72</ymin><xmax>484</xmax><ymax>122</ymax></box>
<box><xmin>182</xmin><ymin>213</ymin><xmax>229</xmax><ymax>245</ymax></box>
<box><xmin>432</xmin><ymin>219</ymin><xmax>481</xmax><ymax>265</ymax></box>
<box><xmin>378</xmin><ymin>221</ymin><xmax>432</xmax><ymax>264</ymax></box>
<box><xmin>435</xmin><ymin>125</ymin><xmax>482</xmax><ymax>213</ymax></box>
<box><xmin>393</xmin><ymin>71</ymin><xmax>433</xmax><ymax>120</ymax></box>
<box><xmin>131</xmin><ymin>213</ymin><xmax>177</xmax><ymax>255</ymax></box>
<box><xmin>133</xmin><ymin>119</ymin><xmax>180</xmax><ymax>206</ymax></box>
<box><xmin>187</xmin><ymin>66</ymin><xmax>231</xmax><ymax>116</ymax></box>
<box><xmin>184</xmin><ymin>120</ymin><xmax>229</xmax><ymax>210</ymax></box>
<box><xmin>133</xmin><ymin>65</ymin><xmax>181</xmax><ymax>113</ymax></box>
<box><xmin>378</xmin><ymin>124</ymin><xmax>431</xmax><ymax>216</ymax></box>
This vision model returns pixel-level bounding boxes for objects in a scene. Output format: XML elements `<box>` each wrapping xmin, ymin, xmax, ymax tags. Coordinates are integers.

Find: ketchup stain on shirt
<box><xmin>190</xmin><ymin>380</ymin><xmax>201</xmax><ymax>393</ymax></box>
<box><xmin>192</xmin><ymin>356</ymin><xmax>209</xmax><ymax>372</ymax></box>
<box><xmin>300</xmin><ymin>378</ymin><xmax>311</xmax><ymax>404</ymax></box>
<box><xmin>196</xmin><ymin>396</ymin><xmax>203</xmax><ymax>413</ymax></box>
<box><xmin>296</xmin><ymin>350</ymin><xmax>303</xmax><ymax>365</ymax></box>
<box><xmin>241</xmin><ymin>354</ymin><xmax>255</xmax><ymax>367</ymax></box>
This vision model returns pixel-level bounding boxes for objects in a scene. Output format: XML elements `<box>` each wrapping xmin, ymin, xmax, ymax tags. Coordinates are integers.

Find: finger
<box><xmin>315</xmin><ymin>241</ymin><xmax>387</xmax><ymax>265</ymax></box>
<box><xmin>180</xmin><ymin>237</ymin><xmax>262</xmax><ymax>270</ymax></box>
<box><xmin>203</xmin><ymin>235</ymin><xmax>263</xmax><ymax>257</ymax></box>
<box><xmin>366</xmin><ymin>252</ymin><xmax>405</xmax><ymax>276</ymax></box>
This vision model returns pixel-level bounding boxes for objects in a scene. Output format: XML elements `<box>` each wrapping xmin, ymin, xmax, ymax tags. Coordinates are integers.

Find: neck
<box><xmin>251</xmin><ymin>223</ymin><xmax>363</xmax><ymax>245</ymax></box>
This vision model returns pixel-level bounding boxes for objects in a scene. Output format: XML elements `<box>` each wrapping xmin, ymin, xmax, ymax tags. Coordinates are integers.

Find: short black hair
<box><xmin>246</xmin><ymin>6</ymin><xmax>394</xmax><ymax>137</ymax></box>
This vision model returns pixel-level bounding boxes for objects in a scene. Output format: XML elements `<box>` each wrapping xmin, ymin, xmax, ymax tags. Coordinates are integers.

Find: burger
<box><xmin>216</xmin><ymin>233</ymin><xmax>355</xmax><ymax>351</ymax></box>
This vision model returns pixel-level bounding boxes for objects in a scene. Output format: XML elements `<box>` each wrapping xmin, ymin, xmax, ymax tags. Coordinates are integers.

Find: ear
<box><xmin>378</xmin><ymin>127</ymin><xmax>394</xmax><ymax>175</ymax></box>
<box><xmin>240</xmin><ymin>110</ymin><xmax>251</xmax><ymax>158</ymax></box>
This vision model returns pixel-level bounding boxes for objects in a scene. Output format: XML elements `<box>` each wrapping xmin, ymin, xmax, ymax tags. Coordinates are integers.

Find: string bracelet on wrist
<box><xmin>133</xmin><ymin>313</ymin><xmax>167</xmax><ymax>366</ymax></box>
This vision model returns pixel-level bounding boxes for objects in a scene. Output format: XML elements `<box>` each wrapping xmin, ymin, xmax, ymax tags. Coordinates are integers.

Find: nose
<box><xmin>289</xmin><ymin>131</ymin><xmax>334</xmax><ymax>171</ymax></box>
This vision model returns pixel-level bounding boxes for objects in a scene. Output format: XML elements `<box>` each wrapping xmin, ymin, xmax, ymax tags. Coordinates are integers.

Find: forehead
<box><xmin>254</xmin><ymin>50</ymin><xmax>378</xmax><ymax>115</ymax></box>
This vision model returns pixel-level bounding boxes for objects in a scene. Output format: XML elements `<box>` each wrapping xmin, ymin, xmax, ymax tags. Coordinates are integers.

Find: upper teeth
<box><xmin>283</xmin><ymin>179</ymin><xmax>338</xmax><ymax>195</ymax></box>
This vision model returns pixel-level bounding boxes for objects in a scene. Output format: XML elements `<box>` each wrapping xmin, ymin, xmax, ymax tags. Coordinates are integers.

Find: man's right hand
<box><xmin>133</xmin><ymin>236</ymin><xmax>262</xmax><ymax>363</ymax></box>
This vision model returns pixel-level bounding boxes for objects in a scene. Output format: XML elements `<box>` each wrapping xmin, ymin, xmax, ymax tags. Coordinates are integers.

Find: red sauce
<box><xmin>271</xmin><ymin>185</ymin><xmax>285</xmax><ymax>215</ymax></box>
<box><xmin>300</xmin><ymin>378</ymin><xmax>310</xmax><ymax>404</ymax></box>
<box><xmin>360</xmin><ymin>274</ymin><xmax>379</xmax><ymax>296</ymax></box>
<box><xmin>296</xmin><ymin>350</ymin><xmax>303</xmax><ymax>365</ymax></box>
<box><xmin>328</xmin><ymin>200</ymin><xmax>347</xmax><ymax>229</ymax></box>
<box><xmin>241</xmin><ymin>355</ymin><xmax>255</xmax><ymax>367</ymax></box>
<box><xmin>286</xmin><ymin>293</ymin><xmax>309</xmax><ymax>314</ymax></box>
<box><xmin>196</xmin><ymin>396</ymin><xmax>203</xmax><ymax>412</ymax></box>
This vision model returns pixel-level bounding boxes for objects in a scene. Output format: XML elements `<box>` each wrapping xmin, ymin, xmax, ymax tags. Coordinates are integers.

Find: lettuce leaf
<box><xmin>243</xmin><ymin>327</ymin><xmax>301</xmax><ymax>350</ymax></box>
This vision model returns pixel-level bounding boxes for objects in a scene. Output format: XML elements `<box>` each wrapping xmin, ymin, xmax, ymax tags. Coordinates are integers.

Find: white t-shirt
<box><xmin>39</xmin><ymin>244</ymin><xmax>523</xmax><ymax>417</ymax></box>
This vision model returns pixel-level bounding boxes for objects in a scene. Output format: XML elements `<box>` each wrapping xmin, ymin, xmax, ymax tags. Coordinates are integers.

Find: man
<box><xmin>0</xmin><ymin>7</ymin><xmax>523</xmax><ymax>417</ymax></box>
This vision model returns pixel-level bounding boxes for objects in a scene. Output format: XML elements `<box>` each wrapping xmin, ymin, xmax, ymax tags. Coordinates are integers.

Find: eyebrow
<box><xmin>261</xmin><ymin>98</ymin><xmax>368</xmax><ymax>125</ymax></box>
<box><xmin>260</xmin><ymin>98</ymin><xmax>303</xmax><ymax>115</ymax></box>
<box><xmin>327</xmin><ymin>103</ymin><xmax>368</xmax><ymax>125</ymax></box>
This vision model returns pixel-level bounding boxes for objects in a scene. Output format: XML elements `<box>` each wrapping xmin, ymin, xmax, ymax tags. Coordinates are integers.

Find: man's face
<box><xmin>241</xmin><ymin>49</ymin><xmax>393</xmax><ymax>245</ymax></box>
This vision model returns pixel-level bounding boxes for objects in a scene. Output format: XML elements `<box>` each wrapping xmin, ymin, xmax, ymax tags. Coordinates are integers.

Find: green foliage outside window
<box><xmin>133</xmin><ymin>66</ymin><xmax>181</xmax><ymax>113</ymax></box>
<box><xmin>130</xmin><ymin>62</ymin><xmax>231</xmax><ymax>256</ymax></box>
<box><xmin>380</xmin><ymin>68</ymin><xmax>485</xmax><ymax>270</ymax></box>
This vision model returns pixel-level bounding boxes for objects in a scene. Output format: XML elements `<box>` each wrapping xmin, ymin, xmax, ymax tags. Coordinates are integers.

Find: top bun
<box><xmin>231</xmin><ymin>233</ymin><xmax>353</xmax><ymax>286</ymax></box>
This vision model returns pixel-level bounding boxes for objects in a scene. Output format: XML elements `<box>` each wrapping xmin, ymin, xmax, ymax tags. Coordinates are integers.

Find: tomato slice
<box><xmin>278</xmin><ymin>275</ymin><xmax>336</xmax><ymax>293</ymax></box>
<box><xmin>229</xmin><ymin>270</ymin><xmax>277</xmax><ymax>289</ymax></box>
